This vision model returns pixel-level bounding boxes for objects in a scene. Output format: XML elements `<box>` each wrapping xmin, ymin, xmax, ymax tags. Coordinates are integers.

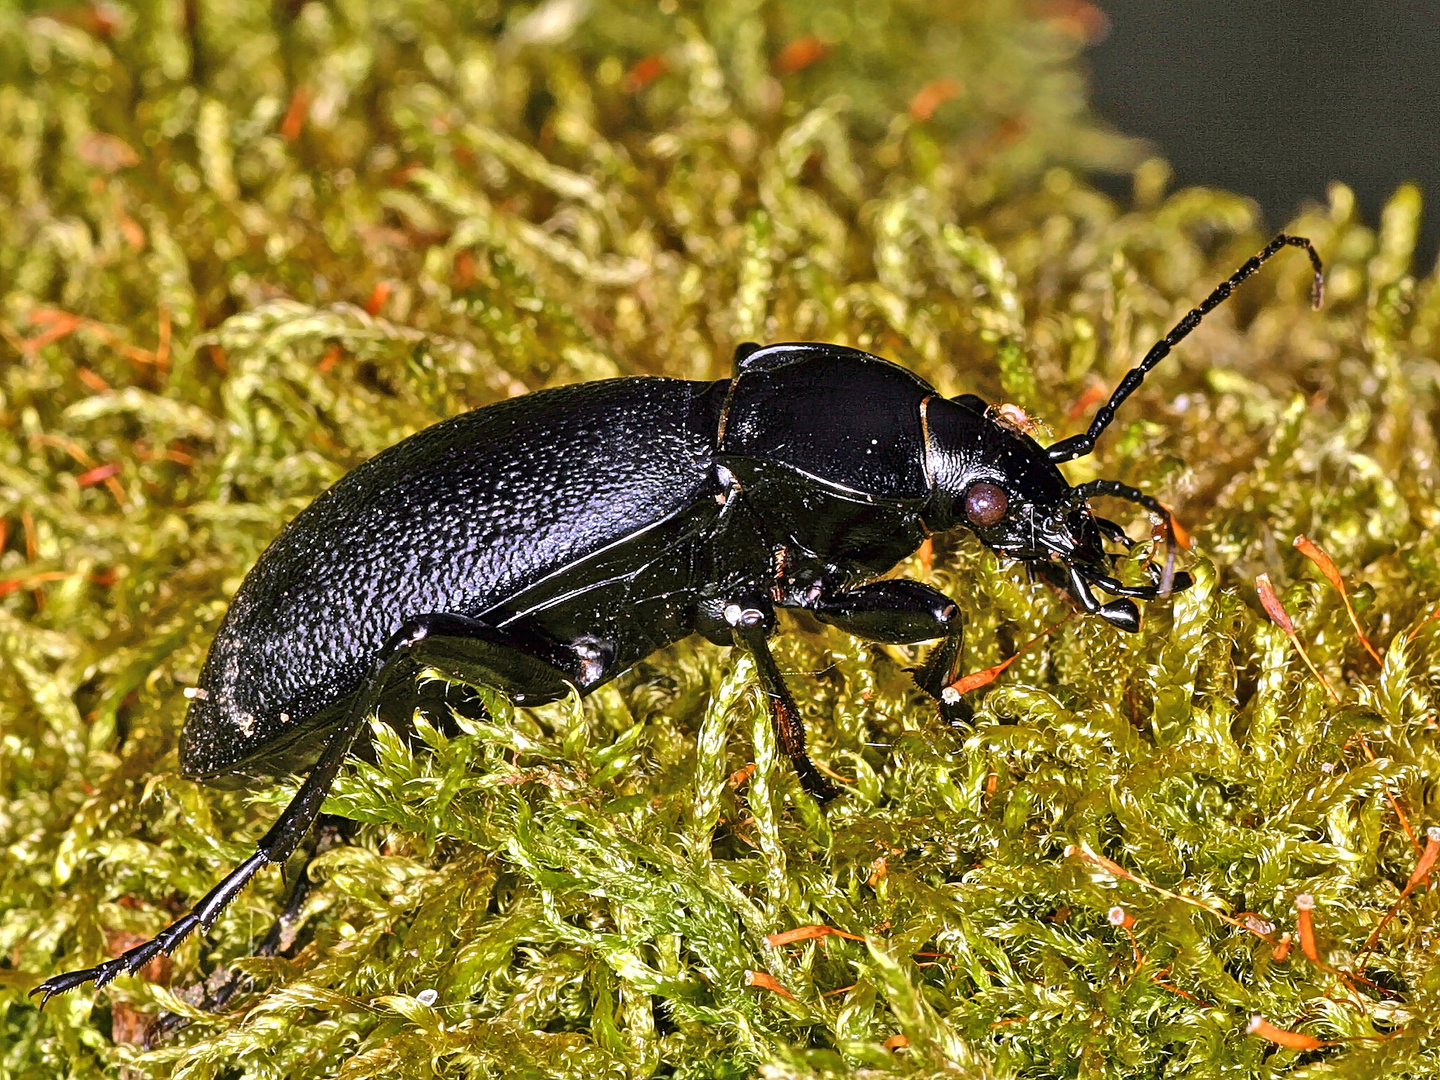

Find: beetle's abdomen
<box><xmin>182</xmin><ymin>378</ymin><xmax>725</xmax><ymax>779</ymax></box>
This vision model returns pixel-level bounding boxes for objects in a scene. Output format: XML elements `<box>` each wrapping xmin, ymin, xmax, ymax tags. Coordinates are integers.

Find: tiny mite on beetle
<box><xmin>34</xmin><ymin>234</ymin><xmax>1323</xmax><ymax>1004</ymax></box>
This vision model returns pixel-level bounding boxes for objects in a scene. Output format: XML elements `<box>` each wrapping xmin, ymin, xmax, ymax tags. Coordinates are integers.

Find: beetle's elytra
<box><xmin>34</xmin><ymin>234</ymin><xmax>1323</xmax><ymax>1004</ymax></box>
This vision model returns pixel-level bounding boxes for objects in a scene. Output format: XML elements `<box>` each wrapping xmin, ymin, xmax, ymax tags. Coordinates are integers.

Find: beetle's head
<box><xmin>912</xmin><ymin>233</ymin><xmax>1324</xmax><ymax>630</ymax></box>
<box><xmin>921</xmin><ymin>394</ymin><xmax>1189</xmax><ymax>632</ymax></box>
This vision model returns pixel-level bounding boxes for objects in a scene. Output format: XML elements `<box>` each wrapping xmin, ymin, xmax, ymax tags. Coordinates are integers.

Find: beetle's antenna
<box><xmin>1047</xmin><ymin>233</ymin><xmax>1323</xmax><ymax>464</ymax></box>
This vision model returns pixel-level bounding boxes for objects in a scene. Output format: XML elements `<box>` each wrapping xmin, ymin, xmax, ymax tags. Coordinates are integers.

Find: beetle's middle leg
<box><xmin>795</xmin><ymin>578</ymin><xmax>972</xmax><ymax>727</ymax></box>
<box><xmin>724</xmin><ymin>600</ymin><xmax>842</xmax><ymax>803</ymax></box>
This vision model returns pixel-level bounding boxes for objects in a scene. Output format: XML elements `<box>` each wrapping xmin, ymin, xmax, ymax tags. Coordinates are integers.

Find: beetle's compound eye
<box><xmin>964</xmin><ymin>481</ymin><xmax>1008</xmax><ymax>528</ymax></box>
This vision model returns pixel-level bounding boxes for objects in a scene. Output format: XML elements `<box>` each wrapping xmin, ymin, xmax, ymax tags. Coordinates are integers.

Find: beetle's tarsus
<box><xmin>33</xmin><ymin>905</ymin><xmax>201</xmax><ymax>1001</ymax></box>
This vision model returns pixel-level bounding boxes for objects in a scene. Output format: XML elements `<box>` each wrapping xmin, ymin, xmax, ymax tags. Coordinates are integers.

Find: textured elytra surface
<box><xmin>2</xmin><ymin>2</ymin><xmax>1440</xmax><ymax>1079</ymax></box>
<box><xmin>183</xmin><ymin>376</ymin><xmax>720</xmax><ymax>778</ymax></box>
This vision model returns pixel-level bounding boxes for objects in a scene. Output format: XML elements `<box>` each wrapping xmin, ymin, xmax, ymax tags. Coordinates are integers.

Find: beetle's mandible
<box><xmin>34</xmin><ymin>233</ymin><xmax>1323</xmax><ymax>1003</ymax></box>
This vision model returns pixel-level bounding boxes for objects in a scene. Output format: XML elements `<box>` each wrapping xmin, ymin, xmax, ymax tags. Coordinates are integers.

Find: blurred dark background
<box><xmin>1087</xmin><ymin>0</ymin><xmax>1440</xmax><ymax>268</ymax></box>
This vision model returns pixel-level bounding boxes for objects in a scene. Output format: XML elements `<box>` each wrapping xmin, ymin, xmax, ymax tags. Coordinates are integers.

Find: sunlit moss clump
<box><xmin>4</xmin><ymin>2</ymin><xmax>1440</xmax><ymax>1078</ymax></box>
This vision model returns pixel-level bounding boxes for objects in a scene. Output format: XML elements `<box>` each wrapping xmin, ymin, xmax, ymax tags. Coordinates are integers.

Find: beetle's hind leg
<box><xmin>144</xmin><ymin>814</ymin><xmax>352</xmax><ymax>1045</ymax></box>
<box><xmin>33</xmin><ymin>613</ymin><xmax>583</xmax><ymax>1004</ymax></box>
<box><xmin>31</xmin><ymin>707</ymin><xmax>369</xmax><ymax>1005</ymax></box>
<box><xmin>383</xmin><ymin>612</ymin><xmax>584</xmax><ymax>705</ymax></box>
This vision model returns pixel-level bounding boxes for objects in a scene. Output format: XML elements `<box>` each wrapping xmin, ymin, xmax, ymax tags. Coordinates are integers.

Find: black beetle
<box><xmin>34</xmin><ymin>233</ymin><xmax>1321</xmax><ymax>1002</ymax></box>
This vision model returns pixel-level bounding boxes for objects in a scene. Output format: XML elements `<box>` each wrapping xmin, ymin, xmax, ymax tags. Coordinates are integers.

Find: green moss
<box><xmin>3</xmin><ymin>2</ymin><xmax>1440</xmax><ymax>1077</ymax></box>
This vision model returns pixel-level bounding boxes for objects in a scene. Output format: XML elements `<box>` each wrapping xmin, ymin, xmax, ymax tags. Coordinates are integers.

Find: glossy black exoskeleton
<box><xmin>34</xmin><ymin>234</ymin><xmax>1322</xmax><ymax>1003</ymax></box>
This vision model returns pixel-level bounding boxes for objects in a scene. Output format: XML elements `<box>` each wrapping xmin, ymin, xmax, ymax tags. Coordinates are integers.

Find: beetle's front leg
<box><xmin>796</xmin><ymin>578</ymin><xmax>972</xmax><ymax>727</ymax></box>
<box><xmin>724</xmin><ymin>600</ymin><xmax>842</xmax><ymax>803</ymax></box>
